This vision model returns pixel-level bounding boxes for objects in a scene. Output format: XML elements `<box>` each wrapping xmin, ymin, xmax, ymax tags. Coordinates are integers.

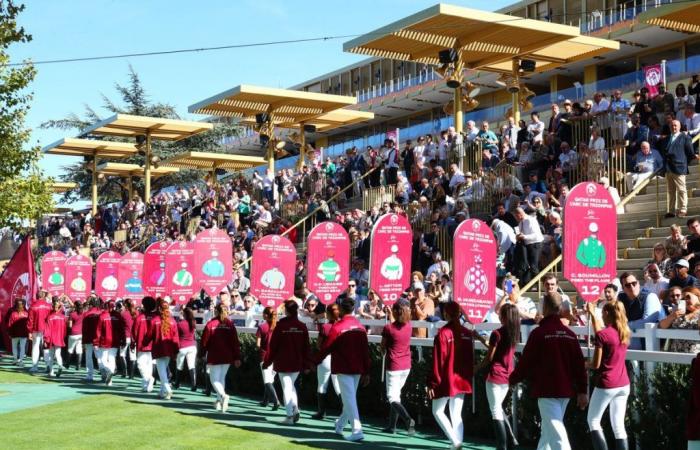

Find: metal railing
<box><xmin>449</xmin><ymin>140</ymin><xmax>483</xmax><ymax>176</ymax></box>
<box><xmin>362</xmin><ymin>183</ymin><xmax>397</xmax><ymax>211</ymax></box>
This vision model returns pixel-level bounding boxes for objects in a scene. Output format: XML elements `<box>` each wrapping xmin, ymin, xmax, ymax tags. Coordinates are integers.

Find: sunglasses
<box><xmin>624</xmin><ymin>281</ymin><xmax>638</xmax><ymax>288</ymax></box>
<box><xmin>349</xmin><ymin>284</ymin><xmax>356</xmax><ymax>288</ymax></box>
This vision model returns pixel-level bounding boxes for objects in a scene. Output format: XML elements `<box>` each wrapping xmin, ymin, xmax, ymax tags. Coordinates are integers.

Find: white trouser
<box><xmin>94</xmin><ymin>347</ymin><xmax>104</xmax><ymax>370</ymax></box>
<box><xmin>119</xmin><ymin>338</ymin><xmax>135</xmax><ymax>360</ymax></box>
<box><xmin>587</xmin><ymin>385</ymin><xmax>630</xmax><ymax>439</ymax></box>
<box><xmin>176</xmin><ymin>345</ymin><xmax>197</xmax><ymax>371</ymax></box>
<box><xmin>625</xmin><ymin>171</ymin><xmax>654</xmax><ymax>192</ymax></box>
<box><xmin>67</xmin><ymin>335</ymin><xmax>82</xmax><ymax>355</ymax></box>
<box><xmin>208</xmin><ymin>364</ymin><xmax>230</xmax><ymax>401</ymax></box>
<box><xmin>337</xmin><ymin>374</ymin><xmax>362</xmax><ymax>433</ymax></box>
<box><xmin>155</xmin><ymin>357</ymin><xmax>172</xmax><ymax>395</ymax></box>
<box><xmin>48</xmin><ymin>347</ymin><xmax>64</xmax><ymax>373</ymax></box>
<box><xmin>31</xmin><ymin>332</ymin><xmax>48</xmax><ymax>367</ymax></box>
<box><xmin>432</xmin><ymin>394</ymin><xmax>465</xmax><ymax>447</ymax></box>
<box><xmin>351</xmin><ymin>170</ymin><xmax>362</xmax><ymax>195</ymax></box>
<box><xmin>485</xmin><ymin>381</ymin><xmax>510</xmax><ymax>420</ymax></box>
<box><xmin>537</xmin><ymin>398</ymin><xmax>571</xmax><ymax>450</ymax></box>
<box><xmin>11</xmin><ymin>337</ymin><xmax>27</xmax><ymax>361</ymax></box>
<box><xmin>386</xmin><ymin>369</ymin><xmax>410</xmax><ymax>404</ymax></box>
<box><xmin>279</xmin><ymin>371</ymin><xmax>300</xmax><ymax>417</ymax></box>
<box><xmin>689</xmin><ymin>441</ymin><xmax>700</xmax><ymax>450</ymax></box>
<box><xmin>317</xmin><ymin>355</ymin><xmax>339</xmax><ymax>395</ymax></box>
<box><xmin>85</xmin><ymin>344</ymin><xmax>97</xmax><ymax>378</ymax></box>
<box><xmin>137</xmin><ymin>351</ymin><xmax>153</xmax><ymax>390</ymax></box>
<box><xmin>100</xmin><ymin>348</ymin><xmax>118</xmax><ymax>375</ymax></box>
<box><xmin>261</xmin><ymin>362</ymin><xmax>276</xmax><ymax>384</ymax></box>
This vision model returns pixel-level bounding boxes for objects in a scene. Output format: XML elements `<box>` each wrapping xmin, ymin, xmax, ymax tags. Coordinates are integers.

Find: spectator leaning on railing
<box><xmin>617</xmin><ymin>272</ymin><xmax>666</xmax><ymax>350</ymax></box>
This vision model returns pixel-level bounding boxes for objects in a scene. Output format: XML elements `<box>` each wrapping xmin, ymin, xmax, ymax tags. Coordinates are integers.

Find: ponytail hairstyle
<box><xmin>14</xmin><ymin>298</ymin><xmax>26</xmax><ymax>313</ymax></box>
<box><xmin>74</xmin><ymin>301</ymin><xmax>84</xmax><ymax>315</ymax></box>
<box><xmin>215</xmin><ymin>303</ymin><xmax>229</xmax><ymax>323</ymax></box>
<box><xmin>183</xmin><ymin>307</ymin><xmax>195</xmax><ymax>332</ymax></box>
<box><xmin>442</xmin><ymin>301</ymin><xmax>463</xmax><ymax>325</ymax></box>
<box><xmin>159</xmin><ymin>299</ymin><xmax>172</xmax><ymax>336</ymax></box>
<box><xmin>602</xmin><ymin>301</ymin><xmax>630</xmax><ymax>346</ymax></box>
<box><xmin>499</xmin><ymin>303</ymin><xmax>521</xmax><ymax>349</ymax></box>
<box><xmin>263</xmin><ymin>306</ymin><xmax>277</xmax><ymax>331</ymax></box>
<box><xmin>392</xmin><ymin>301</ymin><xmax>411</xmax><ymax>325</ymax></box>
<box><xmin>51</xmin><ymin>297</ymin><xmax>62</xmax><ymax>312</ymax></box>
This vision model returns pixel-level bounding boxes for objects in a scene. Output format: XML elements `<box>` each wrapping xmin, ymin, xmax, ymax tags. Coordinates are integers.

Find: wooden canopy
<box><xmin>160</xmin><ymin>151</ymin><xmax>267</xmax><ymax>172</ymax></box>
<box><xmin>343</xmin><ymin>3</ymin><xmax>619</xmax><ymax>73</ymax></box>
<box><xmin>79</xmin><ymin>114</ymin><xmax>213</xmax><ymax>141</ymax></box>
<box><xmin>640</xmin><ymin>1</ymin><xmax>700</xmax><ymax>34</ymax></box>
<box><xmin>239</xmin><ymin>107</ymin><xmax>375</xmax><ymax>132</ymax></box>
<box><xmin>96</xmin><ymin>162</ymin><xmax>180</xmax><ymax>178</ymax></box>
<box><xmin>50</xmin><ymin>182</ymin><xmax>78</xmax><ymax>193</ymax></box>
<box><xmin>42</xmin><ymin>138</ymin><xmax>137</xmax><ymax>158</ymax></box>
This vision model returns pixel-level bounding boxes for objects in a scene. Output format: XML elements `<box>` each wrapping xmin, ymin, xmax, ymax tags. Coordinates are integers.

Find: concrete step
<box><xmin>619</xmin><ymin>227</ymin><xmax>652</xmax><ymax>239</ymax></box>
<box><xmin>626</xmin><ymin>197</ymin><xmax>700</xmax><ymax>213</ymax></box>
<box><xmin>635</xmin><ymin>237</ymin><xmax>662</xmax><ymax>249</ymax></box>
<box><xmin>618</xmin><ymin>238</ymin><xmax>640</xmax><ymax>249</ymax></box>
<box><xmin>617</xmin><ymin>258</ymin><xmax>647</xmax><ymax>270</ymax></box>
<box><xmin>617</xmin><ymin>220</ymin><xmax>653</xmax><ymax>231</ymax></box>
<box><xmin>625</xmin><ymin>248</ymin><xmax>655</xmax><ymax>259</ymax></box>
<box><xmin>640</xmin><ymin>179</ymin><xmax>700</xmax><ymax>195</ymax></box>
<box><xmin>618</xmin><ymin>209</ymin><xmax>700</xmax><ymax>225</ymax></box>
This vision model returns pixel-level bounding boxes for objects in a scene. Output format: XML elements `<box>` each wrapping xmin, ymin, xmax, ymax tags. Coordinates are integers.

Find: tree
<box><xmin>41</xmin><ymin>66</ymin><xmax>244</xmax><ymax>204</ymax></box>
<box><xmin>0</xmin><ymin>2</ymin><xmax>53</xmax><ymax>229</ymax></box>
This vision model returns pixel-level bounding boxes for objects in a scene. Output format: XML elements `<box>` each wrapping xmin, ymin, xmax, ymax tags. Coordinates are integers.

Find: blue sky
<box><xmin>10</xmin><ymin>0</ymin><xmax>512</xmax><ymax>186</ymax></box>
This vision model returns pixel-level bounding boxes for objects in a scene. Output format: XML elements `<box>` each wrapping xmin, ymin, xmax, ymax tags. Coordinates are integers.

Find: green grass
<box><xmin>2</xmin><ymin>394</ymin><xmax>312</xmax><ymax>450</ymax></box>
<box><xmin>0</xmin><ymin>369</ymin><xmax>49</xmax><ymax>384</ymax></box>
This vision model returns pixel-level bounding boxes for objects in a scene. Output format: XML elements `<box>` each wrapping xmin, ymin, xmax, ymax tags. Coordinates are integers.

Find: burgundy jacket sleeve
<box><xmin>231</xmin><ymin>323</ymin><xmax>241</xmax><ymax>362</ymax></box>
<box><xmin>26</xmin><ymin>308</ymin><xmax>35</xmax><ymax>334</ymax></box>
<box><xmin>201</xmin><ymin>322</ymin><xmax>211</xmax><ymax>351</ymax></box>
<box><xmin>263</xmin><ymin>324</ymin><xmax>279</xmax><ymax>368</ymax></box>
<box><xmin>303</xmin><ymin>324</ymin><xmax>313</xmax><ymax>371</ymax></box>
<box><xmin>315</xmin><ymin>323</ymin><xmax>339</xmax><ymax>364</ymax></box>
<box><xmin>569</xmin><ymin>333</ymin><xmax>588</xmax><ymax>394</ymax></box>
<box><xmin>509</xmin><ymin>330</ymin><xmax>538</xmax><ymax>385</ymax></box>
<box><xmin>94</xmin><ymin>316</ymin><xmax>102</xmax><ymax>346</ymax></box>
<box><xmin>427</xmin><ymin>333</ymin><xmax>444</xmax><ymax>390</ymax></box>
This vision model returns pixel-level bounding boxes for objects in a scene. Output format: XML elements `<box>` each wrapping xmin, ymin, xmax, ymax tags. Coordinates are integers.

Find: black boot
<box><xmin>615</xmin><ymin>438</ymin><xmax>628</xmax><ymax>450</ymax></box>
<box><xmin>266</xmin><ymin>383</ymin><xmax>279</xmax><ymax>410</ymax></box>
<box><xmin>172</xmin><ymin>369</ymin><xmax>181</xmax><ymax>389</ymax></box>
<box><xmin>493</xmin><ymin>420</ymin><xmax>507</xmax><ymax>450</ymax></box>
<box><xmin>503</xmin><ymin>416</ymin><xmax>519</xmax><ymax>447</ymax></box>
<box><xmin>259</xmin><ymin>384</ymin><xmax>269</xmax><ymax>407</ymax></box>
<box><xmin>591</xmin><ymin>429</ymin><xmax>608</xmax><ymax>450</ymax></box>
<box><xmin>311</xmin><ymin>394</ymin><xmax>326</xmax><ymax>420</ymax></box>
<box><xmin>381</xmin><ymin>405</ymin><xmax>398</xmax><ymax>433</ymax></box>
<box><xmin>391</xmin><ymin>402</ymin><xmax>416</xmax><ymax>436</ymax></box>
<box><xmin>76</xmin><ymin>353</ymin><xmax>82</xmax><ymax>370</ymax></box>
<box><xmin>204</xmin><ymin>377</ymin><xmax>212</xmax><ymax>397</ymax></box>
<box><xmin>120</xmin><ymin>356</ymin><xmax>128</xmax><ymax>378</ymax></box>
<box><xmin>128</xmin><ymin>359</ymin><xmax>135</xmax><ymax>379</ymax></box>
<box><xmin>189</xmin><ymin>369</ymin><xmax>197</xmax><ymax>392</ymax></box>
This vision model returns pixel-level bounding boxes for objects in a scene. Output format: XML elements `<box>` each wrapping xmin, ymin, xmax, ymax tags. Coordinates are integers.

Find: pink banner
<box><xmin>564</xmin><ymin>182</ymin><xmax>618</xmax><ymax>303</ymax></box>
<box><xmin>165</xmin><ymin>241</ymin><xmax>196</xmax><ymax>304</ymax></box>
<box><xmin>118</xmin><ymin>252</ymin><xmax>144</xmax><ymax>302</ymax></box>
<box><xmin>95</xmin><ymin>251</ymin><xmax>121</xmax><ymax>301</ymax></box>
<box><xmin>643</xmin><ymin>64</ymin><xmax>663</xmax><ymax>98</ymax></box>
<box><xmin>194</xmin><ymin>229</ymin><xmax>233</xmax><ymax>296</ymax></box>
<box><xmin>369</xmin><ymin>213</ymin><xmax>412</xmax><ymax>306</ymax></box>
<box><xmin>250</xmin><ymin>235</ymin><xmax>296</xmax><ymax>308</ymax></box>
<box><xmin>65</xmin><ymin>255</ymin><xmax>92</xmax><ymax>301</ymax></box>
<box><xmin>307</xmin><ymin>222</ymin><xmax>350</xmax><ymax>304</ymax></box>
<box><xmin>453</xmin><ymin>219</ymin><xmax>497</xmax><ymax>323</ymax></box>
<box><xmin>386</xmin><ymin>128</ymin><xmax>399</xmax><ymax>147</ymax></box>
<box><xmin>143</xmin><ymin>241</ymin><xmax>170</xmax><ymax>298</ymax></box>
<box><xmin>41</xmin><ymin>251</ymin><xmax>66</xmax><ymax>297</ymax></box>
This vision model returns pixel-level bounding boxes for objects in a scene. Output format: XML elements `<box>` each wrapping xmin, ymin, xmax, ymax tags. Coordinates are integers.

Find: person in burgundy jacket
<box><xmin>45</xmin><ymin>298</ymin><xmax>68</xmax><ymax>377</ymax></box>
<box><xmin>510</xmin><ymin>293</ymin><xmax>588</xmax><ymax>450</ymax></box>
<box><xmin>132</xmin><ymin>296</ymin><xmax>157</xmax><ymax>392</ymax></box>
<box><xmin>150</xmin><ymin>299</ymin><xmax>179</xmax><ymax>399</ymax></box>
<box><xmin>94</xmin><ymin>300</ymin><xmax>126</xmax><ymax>386</ymax></box>
<box><xmin>27</xmin><ymin>291</ymin><xmax>51</xmax><ymax>373</ymax></box>
<box><xmin>688</xmin><ymin>342</ymin><xmax>700</xmax><ymax>450</ymax></box>
<box><xmin>118</xmin><ymin>299</ymin><xmax>137</xmax><ymax>379</ymax></box>
<box><xmin>380</xmin><ymin>299</ymin><xmax>415</xmax><ymax>435</ymax></box>
<box><xmin>81</xmin><ymin>297</ymin><xmax>102</xmax><ymax>382</ymax></box>
<box><xmin>67</xmin><ymin>301</ymin><xmax>84</xmax><ymax>370</ymax></box>
<box><xmin>201</xmin><ymin>303</ymin><xmax>241</xmax><ymax>413</ymax></box>
<box><xmin>256</xmin><ymin>306</ymin><xmax>280</xmax><ymax>410</ymax></box>
<box><xmin>477</xmin><ymin>303</ymin><xmax>520</xmax><ymax>450</ymax></box>
<box><xmin>263</xmin><ymin>300</ymin><xmax>311</xmax><ymax>424</ymax></box>
<box><xmin>311</xmin><ymin>303</ymin><xmax>340</xmax><ymax>420</ymax></box>
<box><xmin>8</xmin><ymin>298</ymin><xmax>29</xmax><ymax>366</ymax></box>
<box><xmin>173</xmin><ymin>306</ymin><xmax>198</xmax><ymax>392</ymax></box>
<box><xmin>427</xmin><ymin>301</ymin><xmax>476</xmax><ymax>449</ymax></box>
<box><xmin>585</xmin><ymin>300</ymin><xmax>631</xmax><ymax>450</ymax></box>
<box><xmin>315</xmin><ymin>297</ymin><xmax>371</xmax><ymax>442</ymax></box>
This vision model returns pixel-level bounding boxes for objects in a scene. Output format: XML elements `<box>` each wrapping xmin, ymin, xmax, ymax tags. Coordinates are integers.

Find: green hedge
<box><xmin>224</xmin><ymin>334</ymin><xmax>693</xmax><ymax>449</ymax></box>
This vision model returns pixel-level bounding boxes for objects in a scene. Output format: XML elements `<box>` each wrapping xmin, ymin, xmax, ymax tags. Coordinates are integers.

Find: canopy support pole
<box><xmin>127</xmin><ymin>175</ymin><xmax>133</xmax><ymax>202</ymax></box>
<box><xmin>91</xmin><ymin>155</ymin><xmax>98</xmax><ymax>216</ymax></box>
<box><xmin>144</xmin><ymin>132</ymin><xmax>152</xmax><ymax>204</ymax></box>
<box><xmin>512</xmin><ymin>59</ymin><xmax>521</xmax><ymax>124</ymax></box>
<box><xmin>297</xmin><ymin>122</ymin><xmax>306</xmax><ymax>170</ymax></box>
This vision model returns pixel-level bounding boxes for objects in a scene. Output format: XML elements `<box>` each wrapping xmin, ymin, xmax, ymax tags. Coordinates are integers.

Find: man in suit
<box><xmin>664</xmin><ymin>119</ymin><xmax>699</xmax><ymax>218</ymax></box>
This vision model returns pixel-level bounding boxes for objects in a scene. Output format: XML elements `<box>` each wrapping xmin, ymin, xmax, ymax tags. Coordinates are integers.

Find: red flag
<box><xmin>643</xmin><ymin>64</ymin><xmax>663</xmax><ymax>98</ymax></box>
<box><xmin>0</xmin><ymin>236</ymin><xmax>38</xmax><ymax>351</ymax></box>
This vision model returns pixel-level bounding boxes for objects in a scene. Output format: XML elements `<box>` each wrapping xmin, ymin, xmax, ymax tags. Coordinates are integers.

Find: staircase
<box><xmin>528</xmin><ymin>163</ymin><xmax>700</xmax><ymax>302</ymax></box>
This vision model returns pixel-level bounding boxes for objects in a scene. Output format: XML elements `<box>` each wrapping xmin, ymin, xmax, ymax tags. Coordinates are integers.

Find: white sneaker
<box><xmin>345</xmin><ymin>431</ymin><xmax>364</xmax><ymax>442</ymax></box>
<box><xmin>146</xmin><ymin>377</ymin><xmax>155</xmax><ymax>393</ymax></box>
<box><xmin>221</xmin><ymin>394</ymin><xmax>230</xmax><ymax>413</ymax></box>
<box><xmin>334</xmin><ymin>419</ymin><xmax>344</xmax><ymax>435</ymax></box>
<box><xmin>281</xmin><ymin>416</ymin><xmax>295</xmax><ymax>425</ymax></box>
<box><xmin>165</xmin><ymin>389</ymin><xmax>172</xmax><ymax>400</ymax></box>
<box><xmin>215</xmin><ymin>400</ymin><xmax>222</xmax><ymax>411</ymax></box>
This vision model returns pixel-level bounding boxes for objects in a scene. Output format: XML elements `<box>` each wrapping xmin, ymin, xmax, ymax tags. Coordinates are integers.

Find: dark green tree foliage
<box><xmin>41</xmin><ymin>66</ymin><xmax>242</xmax><ymax>204</ymax></box>
<box><xmin>0</xmin><ymin>1</ymin><xmax>53</xmax><ymax>229</ymax></box>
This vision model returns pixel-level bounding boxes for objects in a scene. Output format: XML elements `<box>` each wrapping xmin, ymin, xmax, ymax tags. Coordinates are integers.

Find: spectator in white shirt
<box><xmin>515</xmin><ymin>207</ymin><xmax>544</xmax><ymax>285</ymax></box>
<box><xmin>413</xmin><ymin>136</ymin><xmax>427</xmax><ymax>166</ymax></box>
<box><xmin>527</xmin><ymin>112</ymin><xmax>544</xmax><ymax>145</ymax></box>
<box><xmin>591</xmin><ymin>92</ymin><xmax>611</xmax><ymax>137</ymax></box>
<box><xmin>643</xmin><ymin>263</ymin><xmax>669</xmax><ymax>298</ymax></box>
<box><xmin>464</xmin><ymin>121</ymin><xmax>479</xmax><ymax>142</ymax></box>
<box><xmin>448</xmin><ymin>163</ymin><xmax>465</xmax><ymax>193</ymax></box>
<box><xmin>682</xmin><ymin>104</ymin><xmax>700</xmax><ymax>138</ymax></box>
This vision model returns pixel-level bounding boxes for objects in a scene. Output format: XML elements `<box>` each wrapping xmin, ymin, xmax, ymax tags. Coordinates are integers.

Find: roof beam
<box><xmin>466</xmin><ymin>34</ymin><xmax>569</xmax><ymax>70</ymax></box>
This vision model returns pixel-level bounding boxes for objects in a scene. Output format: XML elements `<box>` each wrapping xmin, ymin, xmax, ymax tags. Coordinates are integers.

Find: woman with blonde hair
<box><xmin>201</xmin><ymin>303</ymin><xmax>241</xmax><ymax>413</ymax></box>
<box><xmin>649</xmin><ymin>242</ymin><xmax>673</xmax><ymax>278</ymax></box>
<box><xmin>151</xmin><ymin>299</ymin><xmax>180</xmax><ymax>400</ymax></box>
<box><xmin>256</xmin><ymin>306</ymin><xmax>280</xmax><ymax>410</ymax></box>
<box><xmin>360</xmin><ymin>289</ymin><xmax>385</xmax><ymax>334</ymax></box>
<box><xmin>585</xmin><ymin>300</ymin><xmax>631</xmax><ymax>450</ymax></box>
